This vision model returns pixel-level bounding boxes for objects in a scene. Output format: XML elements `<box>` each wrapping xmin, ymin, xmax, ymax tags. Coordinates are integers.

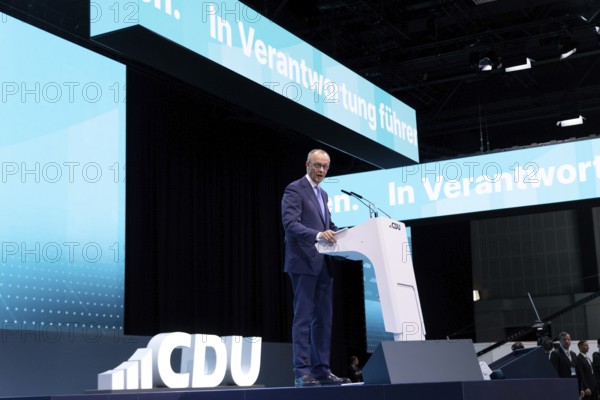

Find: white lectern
<box><xmin>316</xmin><ymin>217</ymin><xmax>425</xmax><ymax>341</ymax></box>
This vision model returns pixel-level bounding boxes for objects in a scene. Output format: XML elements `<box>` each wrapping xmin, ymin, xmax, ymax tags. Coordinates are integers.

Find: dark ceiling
<box><xmin>2</xmin><ymin>0</ymin><xmax>600</xmax><ymax>163</ymax></box>
<box><xmin>241</xmin><ymin>0</ymin><xmax>600</xmax><ymax>162</ymax></box>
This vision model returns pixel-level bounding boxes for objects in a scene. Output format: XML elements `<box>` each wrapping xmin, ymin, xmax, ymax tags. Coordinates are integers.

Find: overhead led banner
<box><xmin>323</xmin><ymin>138</ymin><xmax>600</xmax><ymax>227</ymax></box>
<box><xmin>91</xmin><ymin>0</ymin><xmax>419</xmax><ymax>163</ymax></box>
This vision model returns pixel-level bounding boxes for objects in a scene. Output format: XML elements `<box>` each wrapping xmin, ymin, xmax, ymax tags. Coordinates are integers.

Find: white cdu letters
<box><xmin>98</xmin><ymin>332</ymin><xmax>262</xmax><ymax>390</ymax></box>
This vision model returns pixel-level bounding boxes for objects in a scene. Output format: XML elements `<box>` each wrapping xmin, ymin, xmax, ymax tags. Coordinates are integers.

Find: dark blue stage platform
<box><xmin>0</xmin><ymin>331</ymin><xmax>578</xmax><ymax>400</ymax></box>
<box><xmin>4</xmin><ymin>379</ymin><xmax>578</xmax><ymax>400</ymax></box>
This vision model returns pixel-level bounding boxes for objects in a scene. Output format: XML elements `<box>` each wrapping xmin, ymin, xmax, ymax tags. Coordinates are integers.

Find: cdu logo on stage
<box><xmin>98</xmin><ymin>332</ymin><xmax>262</xmax><ymax>390</ymax></box>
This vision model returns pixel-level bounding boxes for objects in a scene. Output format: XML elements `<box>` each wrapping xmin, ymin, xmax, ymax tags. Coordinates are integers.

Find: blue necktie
<box><xmin>316</xmin><ymin>186</ymin><xmax>325</xmax><ymax>219</ymax></box>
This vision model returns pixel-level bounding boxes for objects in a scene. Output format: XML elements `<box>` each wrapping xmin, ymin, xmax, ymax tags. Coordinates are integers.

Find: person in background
<box><xmin>511</xmin><ymin>342</ymin><xmax>524</xmax><ymax>351</ymax></box>
<box><xmin>538</xmin><ymin>335</ymin><xmax>555</xmax><ymax>357</ymax></box>
<box><xmin>549</xmin><ymin>332</ymin><xmax>584</xmax><ymax>398</ymax></box>
<box><xmin>592</xmin><ymin>337</ymin><xmax>600</xmax><ymax>391</ymax></box>
<box><xmin>347</xmin><ymin>355</ymin><xmax>363</xmax><ymax>383</ymax></box>
<box><xmin>576</xmin><ymin>340</ymin><xmax>597</xmax><ymax>400</ymax></box>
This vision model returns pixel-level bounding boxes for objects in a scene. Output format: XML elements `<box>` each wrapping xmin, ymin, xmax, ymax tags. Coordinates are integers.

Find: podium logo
<box><xmin>98</xmin><ymin>332</ymin><xmax>262</xmax><ymax>390</ymax></box>
<box><xmin>388</xmin><ymin>221</ymin><xmax>402</xmax><ymax>231</ymax></box>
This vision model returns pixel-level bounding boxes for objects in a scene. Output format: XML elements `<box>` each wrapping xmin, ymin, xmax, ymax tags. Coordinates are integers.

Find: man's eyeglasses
<box><xmin>310</xmin><ymin>163</ymin><xmax>330</xmax><ymax>171</ymax></box>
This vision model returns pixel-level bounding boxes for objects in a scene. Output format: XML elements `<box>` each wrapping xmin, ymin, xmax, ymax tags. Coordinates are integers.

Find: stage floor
<box><xmin>5</xmin><ymin>379</ymin><xmax>578</xmax><ymax>400</ymax></box>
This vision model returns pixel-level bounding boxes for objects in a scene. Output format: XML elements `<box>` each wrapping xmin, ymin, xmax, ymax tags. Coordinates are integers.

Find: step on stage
<box><xmin>10</xmin><ymin>379</ymin><xmax>577</xmax><ymax>400</ymax></box>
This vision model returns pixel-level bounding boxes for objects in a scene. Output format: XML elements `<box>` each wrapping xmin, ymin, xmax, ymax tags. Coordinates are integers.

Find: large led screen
<box><xmin>323</xmin><ymin>138</ymin><xmax>600</xmax><ymax>227</ymax></box>
<box><xmin>323</xmin><ymin>138</ymin><xmax>600</xmax><ymax>350</ymax></box>
<box><xmin>91</xmin><ymin>0</ymin><xmax>419</xmax><ymax>162</ymax></box>
<box><xmin>0</xmin><ymin>14</ymin><xmax>126</xmax><ymax>334</ymax></box>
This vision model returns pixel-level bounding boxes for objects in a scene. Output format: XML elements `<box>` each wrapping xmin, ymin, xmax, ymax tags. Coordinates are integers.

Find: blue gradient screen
<box><xmin>0</xmin><ymin>15</ymin><xmax>126</xmax><ymax>334</ymax></box>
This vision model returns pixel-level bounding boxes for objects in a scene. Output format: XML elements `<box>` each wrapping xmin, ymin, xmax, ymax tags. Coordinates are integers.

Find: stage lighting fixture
<box><xmin>478</xmin><ymin>57</ymin><xmax>493</xmax><ymax>71</ymax></box>
<box><xmin>556</xmin><ymin>115</ymin><xmax>585</xmax><ymax>127</ymax></box>
<box><xmin>505</xmin><ymin>57</ymin><xmax>533</xmax><ymax>72</ymax></box>
<box><xmin>580</xmin><ymin>6</ymin><xmax>600</xmax><ymax>23</ymax></box>
<box><xmin>470</xmin><ymin>51</ymin><xmax>500</xmax><ymax>72</ymax></box>
<box><xmin>560</xmin><ymin>39</ymin><xmax>578</xmax><ymax>60</ymax></box>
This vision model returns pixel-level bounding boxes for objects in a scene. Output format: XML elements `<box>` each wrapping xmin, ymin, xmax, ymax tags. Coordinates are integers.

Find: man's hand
<box><xmin>318</xmin><ymin>229</ymin><xmax>337</xmax><ymax>243</ymax></box>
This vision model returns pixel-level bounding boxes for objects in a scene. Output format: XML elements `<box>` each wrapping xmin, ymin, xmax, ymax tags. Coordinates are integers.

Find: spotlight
<box><xmin>478</xmin><ymin>57</ymin><xmax>493</xmax><ymax>71</ymax></box>
<box><xmin>580</xmin><ymin>6</ymin><xmax>600</xmax><ymax>23</ymax></box>
<box><xmin>471</xmin><ymin>51</ymin><xmax>501</xmax><ymax>72</ymax></box>
<box><xmin>560</xmin><ymin>39</ymin><xmax>578</xmax><ymax>60</ymax></box>
<box><xmin>556</xmin><ymin>115</ymin><xmax>585</xmax><ymax>127</ymax></box>
<box><xmin>505</xmin><ymin>57</ymin><xmax>534</xmax><ymax>72</ymax></box>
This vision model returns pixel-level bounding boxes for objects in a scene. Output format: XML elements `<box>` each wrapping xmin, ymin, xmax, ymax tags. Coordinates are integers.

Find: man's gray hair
<box><xmin>307</xmin><ymin>149</ymin><xmax>329</xmax><ymax>163</ymax></box>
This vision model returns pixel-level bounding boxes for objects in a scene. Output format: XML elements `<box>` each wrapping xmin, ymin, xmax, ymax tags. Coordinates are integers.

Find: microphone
<box><xmin>341</xmin><ymin>189</ymin><xmax>353</xmax><ymax>196</ymax></box>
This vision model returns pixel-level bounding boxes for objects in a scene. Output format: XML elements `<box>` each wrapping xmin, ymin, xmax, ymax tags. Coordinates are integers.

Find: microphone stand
<box><xmin>341</xmin><ymin>190</ymin><xmax>392</xmax><ymax>219</ymax></box>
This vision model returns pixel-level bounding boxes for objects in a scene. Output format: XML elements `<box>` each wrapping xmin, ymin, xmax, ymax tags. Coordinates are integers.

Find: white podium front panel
<box><xmin>316</xmin><ymin>217</ymin><xmax>425</xmax><ymax>340</ymax></box>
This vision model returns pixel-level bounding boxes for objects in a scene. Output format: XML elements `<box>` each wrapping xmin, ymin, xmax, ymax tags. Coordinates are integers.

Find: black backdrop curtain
<box><xmin>411</xmin><ymin>221</ymin><xmax>474</xmax><ymax>340</ymax></box>
<box><xmin>124</xmin><ymin>67</ymin><xmax>370</xmax><ymax>375</ymax></box>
